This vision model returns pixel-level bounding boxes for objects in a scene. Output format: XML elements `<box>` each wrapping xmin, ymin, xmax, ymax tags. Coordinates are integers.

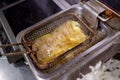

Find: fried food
<box><xmin>32</xmin><ymin>21</ymin><xmax>88</xmax><ymax>66</ymax></box>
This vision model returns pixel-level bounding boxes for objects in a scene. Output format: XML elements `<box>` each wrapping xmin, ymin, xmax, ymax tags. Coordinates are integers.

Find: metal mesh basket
<box><xmin>21</xmin><ymin>13</ymin><xmax>105</xmax><ymax>72</ymax></box>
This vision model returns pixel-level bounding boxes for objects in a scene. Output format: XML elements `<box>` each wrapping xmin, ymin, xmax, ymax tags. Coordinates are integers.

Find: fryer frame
<box><xmin>16</xmin><ymin>6</ymin><xmax>113</xmax><ymax>80</ymax></box>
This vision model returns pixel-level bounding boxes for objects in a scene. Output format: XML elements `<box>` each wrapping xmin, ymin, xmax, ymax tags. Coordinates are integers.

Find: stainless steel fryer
<box><xmin>16</xmin><ymin>5</ymin><xmax>114</xmax><ymax>80</ymax></box>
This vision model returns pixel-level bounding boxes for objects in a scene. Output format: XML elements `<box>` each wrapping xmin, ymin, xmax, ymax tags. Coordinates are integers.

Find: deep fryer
<box><xmin>1</xmin><ymin>0</ymin><xmax>120</xmax><ymax>80</ymax></box>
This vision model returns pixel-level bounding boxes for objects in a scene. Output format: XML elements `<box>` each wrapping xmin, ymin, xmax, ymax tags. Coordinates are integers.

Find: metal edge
<box><xmin>0</xmin><ymin>11</ymin><xmax>17</xmax><ymax>50</ymax></box>
<box><xmin>0</xmin><ymin>0</ymin><xmax>25</xmax><ymax>11</ymax></box>
<box><xmin>0</xmin><ymin>41</ymin><xmax>4</xmax><ymax>54</ymax></box>
<box><xmin>53</xmin><ymin>0</ymin><xmax>66</xmax><ymax>10</ymax></box>
<box><xmin>96</xmin><ymin>0</ymin><xmax>120</xmax><ymax>17</ymax></box>
<box><xmin>53</xmin><ymin>0</ymin><xmax>83</xmax><ymax>10</ymax></box>
<box><xmin>16</xmin><ymin>30</ymin><xmax>45</xmax><ymax>80</ymax></box>
<box><xmin>53</xmin><ymin>0</ymin><xmax>71</xmax><ymax>10</ymax></box>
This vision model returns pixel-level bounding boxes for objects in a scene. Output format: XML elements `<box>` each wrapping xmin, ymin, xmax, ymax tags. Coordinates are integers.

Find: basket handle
<box><xmin>0</xmin><ymin>42</ymin><xmax>32</xmax><ymax>57</ymax></box>
<box><xmin>0</xmin><ymin>51</ymin><xmax>27</xmax><ymax>56</ymax></box>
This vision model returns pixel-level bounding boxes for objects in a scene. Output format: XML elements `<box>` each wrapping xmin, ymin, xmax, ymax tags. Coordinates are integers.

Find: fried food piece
<box><xmin>32</xmin><ymin>21</ymin><xmax>88</xmax><ymax>66</ymax></box>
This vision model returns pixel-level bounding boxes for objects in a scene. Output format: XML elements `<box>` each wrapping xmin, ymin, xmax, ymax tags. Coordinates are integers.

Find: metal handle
<box><xmin>0</xmin><ymin>42</ymin><xmax>32</xmax><ymax>57</ymax></box>
<box><xmin>98</xmin><ymin>10</ymin><xmax>114</xmax><ymax>22</ymax></box>
<box><xmin>98</xmin><ymin>15</ymin><xmax>110</xmax><ymax>22</ymax></box>
<box><xmin>0</xmin><ymin>51</ymin><xmax>27</xmax><ymax>56</ymax></box>
<box><xmin>0</xmin><ymin>42</ymin><xmax>31</xmax><ymax>48</ymax></box>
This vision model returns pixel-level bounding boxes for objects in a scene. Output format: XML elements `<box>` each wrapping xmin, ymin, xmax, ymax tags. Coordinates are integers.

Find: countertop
<box><xmin>0</xmin><ymin>57</ymin><xmax>36</xmax><ymax>80</ymax></box>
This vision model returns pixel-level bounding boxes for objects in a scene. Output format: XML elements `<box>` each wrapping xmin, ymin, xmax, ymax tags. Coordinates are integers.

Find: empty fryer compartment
<box><xmin>3</xmin><ymin>0</ymin><xmax>61</xmax><ymax>36</ymax></box>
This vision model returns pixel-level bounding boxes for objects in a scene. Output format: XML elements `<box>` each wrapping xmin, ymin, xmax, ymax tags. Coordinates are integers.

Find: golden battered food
<box><xmin>32</xmin><ymin>21</ymin><xmax>88</xmax><ymax>65</ymax></box>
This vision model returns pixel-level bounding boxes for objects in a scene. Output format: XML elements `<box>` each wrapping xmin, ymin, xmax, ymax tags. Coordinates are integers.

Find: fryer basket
<box><xmin>21</xmin><ymin>13</ymin><xmax>106</xmax><ymax>71</ymax></box>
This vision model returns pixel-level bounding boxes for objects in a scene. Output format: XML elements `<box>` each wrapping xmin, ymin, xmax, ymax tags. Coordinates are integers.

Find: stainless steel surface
<box><xmin>16</xmin><ymin>6</ymin><xmax>114</xmax><ymax>80</ymax></box>
<box><xmin>53</xmin><ymin>0</ymin><xmax>84</xmax><ymax>10</ymax></box>
<box><xmin>53</xmin><ymin>0</ymin><xmax>84</xmax><ymax>9</ymax></box>
<box><xmin>53</xmin><ymin>0</ymin><xmax>71</xmax><ymax>10</ymax></box>
<box><xmin>106</xmin><ymin>17</ymin><xmax>120</xmax><ymax>30</ymax></box>
<box><xmin>86</xmin><ymin>0</ymin><xmax>110</xmax><ymax>22</ymax></box>
<box><xmin>82</xmin><ymin>0</ymin><xmax>106</xmax><ymax>28</ymax></box>
<box><xmin>96</xmin><ymin>0</ymin><xmax>120</xmax><ymax>17</ymax></box>
<box><xmin>0</xmin><ymin>41</ymin><xmax>4</xmax><ymax>55</ymax></box>
<box><xmin>63</xmin><ymin>32</ymin><xmax>120</xmax><ymax>80</ymax></box>
<box><xmin>65</xmin><ymin>0</ymin><xmax>80</xmax><ymax>5</ymax></box>
<box><xmin>0</xmin><ymin>57</ymin><xmax>36</xmax><ymax>80</ymax></box>
<box><xmin>0</xmin><ymin>22</ymin><xmax>4</xmax><ymax>55</ymax></box>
